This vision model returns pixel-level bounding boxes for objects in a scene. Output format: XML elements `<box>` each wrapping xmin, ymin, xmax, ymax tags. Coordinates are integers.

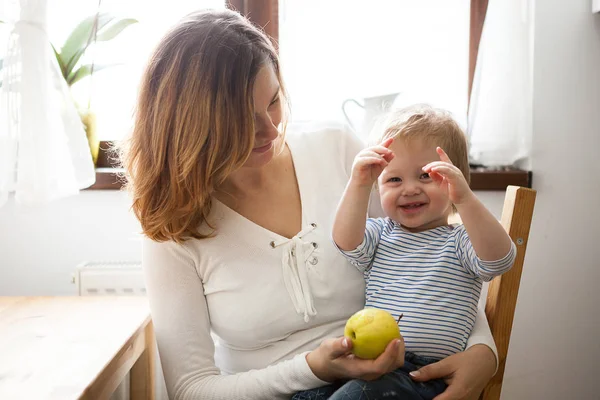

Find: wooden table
<box><xmin>0</xmin><ymin>297</ymin><xmax>155</xmax><ymax>400</ymax></box>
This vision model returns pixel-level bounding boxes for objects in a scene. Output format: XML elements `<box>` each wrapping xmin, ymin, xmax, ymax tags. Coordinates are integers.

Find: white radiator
<box><xmin>74</xmin><ymin>262</ymin><xmax>168</xmax><ymax>400</ymax></box>
<box><xmin>74</xmin><ymin>262</ymin><xmax>147</xmax><ymax>296</ymax></box>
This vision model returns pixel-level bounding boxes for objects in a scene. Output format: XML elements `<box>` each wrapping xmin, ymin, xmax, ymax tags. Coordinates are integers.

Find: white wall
<box><xmin>0</xmin><ymin>191</ymin><xmax>141</xmax><ymax>296</ymax></box>
<box><xmin>500</xmin><ymin>0</ymin><xmax>600</xmax><ymax>399</ymax></box>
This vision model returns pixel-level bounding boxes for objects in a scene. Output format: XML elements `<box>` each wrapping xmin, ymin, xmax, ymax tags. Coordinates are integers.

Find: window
<box><xmin>279</xmin><ymin>0</ymin><xmax>470</xmax><ymax>135</ymax></box>
<box><xmin>48</xmin><ymin>0</ymin><xmax>226</xmax><ymax>141</ymax></box>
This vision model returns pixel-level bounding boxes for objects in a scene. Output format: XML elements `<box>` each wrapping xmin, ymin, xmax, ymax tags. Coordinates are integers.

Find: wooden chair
<box><xmin>479</xmin><ymin>185</ymin><xmax>537</xmax><ymax>400</ymax></box>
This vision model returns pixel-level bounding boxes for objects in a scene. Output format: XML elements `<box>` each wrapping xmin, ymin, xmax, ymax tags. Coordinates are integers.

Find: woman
<box><xmin>121</xmin><ymin>8</ymin><xmax>497</xmax><ymax>400</ymax></box>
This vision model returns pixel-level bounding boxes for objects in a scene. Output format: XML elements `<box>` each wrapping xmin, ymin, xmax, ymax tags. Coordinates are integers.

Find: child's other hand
<box><xmin>351</xmin><ymin>138</ymin><xmax>395</xmax><ymax>187</ymax></box>
<box><xmin>422</xmin><ymin>147</ymin><xmax>473</xmax><ymax>205</ymax></box>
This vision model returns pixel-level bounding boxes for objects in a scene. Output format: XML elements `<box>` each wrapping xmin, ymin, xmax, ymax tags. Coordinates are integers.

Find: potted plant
<box><xmin>0</xmin><ymin>14</ymin><xmax>137</xmax><ymax>165</ymax></box>
<box><xmin>54</xmin><ymin>12</ymin><xmax>138</xmax><ymax>165</ymax></box>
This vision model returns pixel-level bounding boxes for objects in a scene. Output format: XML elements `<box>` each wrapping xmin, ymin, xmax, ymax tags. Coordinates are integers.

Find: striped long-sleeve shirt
<box><xmin>339</xmin><ymin>217</ymin><xmax>516</xmax><ymax>359</ymax></box>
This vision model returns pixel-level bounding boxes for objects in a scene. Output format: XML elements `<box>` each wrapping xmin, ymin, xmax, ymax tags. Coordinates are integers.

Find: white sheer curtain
<box><xmin>0</xmin><ymin>0</ymin><xmax>95</xmax><ymax>207</ymax></box>
<box><xmin>467</xmin><ymin>0</ymin><xmax>534</xmax><ymax>168</ymax></box>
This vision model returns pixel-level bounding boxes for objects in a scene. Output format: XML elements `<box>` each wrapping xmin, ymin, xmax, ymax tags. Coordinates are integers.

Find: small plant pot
<box><xmin>79</xmin><ymin>108</ymin><xmax>99</xmax><ymax>166</ymax></box>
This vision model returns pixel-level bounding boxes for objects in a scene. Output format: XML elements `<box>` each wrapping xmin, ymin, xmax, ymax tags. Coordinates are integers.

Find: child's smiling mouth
<box><xmin>399</xmin><ymin>202</ymin><xmax>427</xmax><ymax>213</ymax></box>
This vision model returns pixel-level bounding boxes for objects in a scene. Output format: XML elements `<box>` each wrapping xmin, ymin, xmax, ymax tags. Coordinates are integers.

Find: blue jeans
<box><xmin>291</xmin><ymin>352</ymin><xmax>447</xmax><ymax>400</ymax></box>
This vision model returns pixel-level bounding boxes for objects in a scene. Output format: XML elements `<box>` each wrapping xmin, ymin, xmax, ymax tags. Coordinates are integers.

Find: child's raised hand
<box><xmin>351</xmin><ymin>138</ymin><xmax>395</xmax><ymax>187</ymax></box>
<box><xmin>422</xmin><ymin>147</ymin><xmax>473</xmax><ymax>205</ymax></box>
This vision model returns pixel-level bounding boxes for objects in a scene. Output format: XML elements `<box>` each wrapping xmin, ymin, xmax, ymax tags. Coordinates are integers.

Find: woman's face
<box><xmin>244</xmin><ymin>63</ymin><xmax>283</xmax><ymax>168</ymax></box>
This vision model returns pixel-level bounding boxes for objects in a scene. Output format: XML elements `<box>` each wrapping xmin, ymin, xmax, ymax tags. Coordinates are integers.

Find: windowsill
<box><xmin>86</xmin><ymin>168</ymin><xmax>124</xmax><ymax>190</ymax></box>
<box><xmin>468</xmin><ymin>167</ymin><xmax>532</xmax><ymax>191</ymax></box>
<box><xmin>87</xmin><ymin>167</ymin><xmax>532</xmax><ymax>191</ymax></box>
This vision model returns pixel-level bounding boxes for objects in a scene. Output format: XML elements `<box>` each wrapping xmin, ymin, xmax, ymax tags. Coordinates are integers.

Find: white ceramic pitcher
<box><xmin>342</xmin><ymin>92</ymin><xmax>400</xmax><ymax>136</ymax></box>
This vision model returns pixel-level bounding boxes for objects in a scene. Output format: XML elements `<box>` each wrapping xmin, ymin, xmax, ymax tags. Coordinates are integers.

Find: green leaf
<box><xmin>60</xmin><ymin>13</ymin><xmax>128</xmax><ymax>79</ymax></box>
<box><xmin>51</xmin><ymin>44</ymin><xmax>67</xmax><ymax>79</ymax></box>
<box><xmin>63</xmin><ymin>47</ymin><xmax>87</xmax><ymax>79</ymax></box>
<box><xmin>67</xmin><ymin>63</ymin><xmax>122</xmax><ymax>86</ymax></box>
<box><xmin>96</xmin><ymin>18</ymin><xmax>138</xmax><ymax>42</ymax></box>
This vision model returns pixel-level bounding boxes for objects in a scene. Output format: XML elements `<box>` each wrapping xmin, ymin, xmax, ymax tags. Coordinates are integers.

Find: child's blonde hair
<box><xmin>373</xmin><ymin>104</ymin><xmax>470</xmax><ymax>184</ymax></box>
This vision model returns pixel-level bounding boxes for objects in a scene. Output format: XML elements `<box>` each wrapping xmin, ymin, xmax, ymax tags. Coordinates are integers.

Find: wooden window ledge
<box><xmin>86</xmin><ymin>168</ymin><xmax>125</xmax><ymax>190</ymax></box>
<box><xmin>87</xmin><ymin>167</ymin><xmax>531</xmax><ymax>191</ymax></box>
<box><xmin>468</xmin><ymin>167</ymin><xmax>532</xmax><ymax>191</ymax></box>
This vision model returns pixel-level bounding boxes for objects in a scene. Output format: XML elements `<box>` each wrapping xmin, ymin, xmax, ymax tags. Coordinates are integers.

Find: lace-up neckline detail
<box><xmin>270</xmin><ymin>223</ymin><xmax>318</xmax><ymax>322</ymax></box>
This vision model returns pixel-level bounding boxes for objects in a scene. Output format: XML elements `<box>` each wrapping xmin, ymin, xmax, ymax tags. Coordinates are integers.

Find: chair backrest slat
<box><xmin>481</xmin><ymin>186</ymin><xmax>537</xmax><ymax>400</ymax></box>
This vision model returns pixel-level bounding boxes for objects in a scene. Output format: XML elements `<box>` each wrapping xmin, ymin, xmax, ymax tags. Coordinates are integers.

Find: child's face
<box><xmin>378</xmin><ymin>138</ymin><xmax>452</xmax><ymax>232</ymax></box>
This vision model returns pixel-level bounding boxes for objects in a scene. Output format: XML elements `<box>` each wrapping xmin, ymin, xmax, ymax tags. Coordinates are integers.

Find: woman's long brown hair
<box><xmin>119</xmin><ymin>9</ymin><xmax>286</xmax><ymax>243</ymax></box>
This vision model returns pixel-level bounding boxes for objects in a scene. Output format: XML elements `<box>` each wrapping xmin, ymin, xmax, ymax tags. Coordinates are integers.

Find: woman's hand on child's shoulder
<box><xmin>306</xmin><ymin>334</ymin><xmax>405</xmax><ymax>382</ymax></box>
<box><xmin>422</xmin><ymin>147</ymin><xmax>474</xmax><ymax>206</ymax></box>
<box><xmin>350</xmin><ymin>138</ymin><xmax>395</xmax><ymax>187</ymax></box>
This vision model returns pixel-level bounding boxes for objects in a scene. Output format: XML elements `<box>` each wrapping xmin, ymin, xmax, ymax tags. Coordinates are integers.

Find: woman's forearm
<box><xmin>465</xmin><ymin>343</ymin><xmax>497</xmax><ymax>374</ymax></box>
<box><xmin>466</xmin><ymin>298</ymin><xmax>499</xmax><ymax>372</ymax></box>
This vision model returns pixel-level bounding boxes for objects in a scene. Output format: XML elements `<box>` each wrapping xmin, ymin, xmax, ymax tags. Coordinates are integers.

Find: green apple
<box><xmin>344</xmin><ymin>308</ymin><xmax>401</xmax><ymax>359</ymax></box>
